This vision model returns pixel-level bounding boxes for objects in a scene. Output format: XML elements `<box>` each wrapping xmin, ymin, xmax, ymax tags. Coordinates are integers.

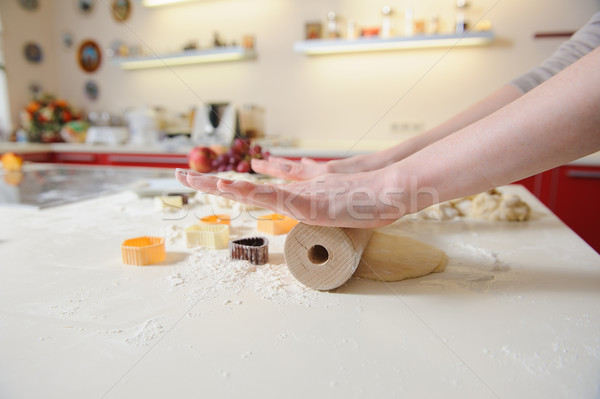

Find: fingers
<box><xmin>216</xmin><ymin>179</ymin><xmax>279</xmax><ymax>207</ymax></box>
<box><xmin>300</xmin><ymin>157</ymin><xmax>318</xmax><ymax>166</ymax></box>
<box><xmin>251</xmin><ymin>157</ymin><xmax>305</xmax><ymax>179</ymax></box>
<box><xmin>177</xmin><ymin>168</ymin><xmax>285</xmax><ymax>212</ymax></box>
<box><xmin>175</xmin><ymin>169</ymin><xmax>316</xmax><ymax>223</ymax></box>
<box><xmin>175</xmin><ymin>168</ymin><xmax>193</xmax><ymax>188</ymax></box>
<box><xmin>216</xmin><ymin>179</ymin><xmax>311</xmax><ymax>222</ymax></box>
<box><xmin>176</xmin><ymin>169</ymin><xmax>230</xmax><ymax>196</ymax></box>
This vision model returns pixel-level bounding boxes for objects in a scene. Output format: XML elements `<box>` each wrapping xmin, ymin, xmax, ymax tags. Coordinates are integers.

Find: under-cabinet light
<box><xmin>141</xmin><ymin>0</ymin><xmax>199</xmax><ymax>7</ymax></box>
<box><xmin>114</xmin><ymin>48</ymin><xmax>255</xmax><ymax>70</ymax></box>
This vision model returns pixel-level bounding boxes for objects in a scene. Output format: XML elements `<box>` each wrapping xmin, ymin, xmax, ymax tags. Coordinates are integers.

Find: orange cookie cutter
<box><xmin>185</xmin><ymin>223</ymin><xmax>230</xmax><ymax>249</ymax></box>
<box><xmin>121</xmin><ymin>236</ymin><xmax>166</xmax><ymax>266</ymax></box>
<box><xmin>199</xmin><ymin>214</ymin><xmax>231</xmax><ymax>225</ymax></box>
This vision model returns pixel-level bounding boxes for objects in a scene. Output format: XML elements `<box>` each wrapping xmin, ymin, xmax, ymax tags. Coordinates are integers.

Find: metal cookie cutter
<box><xmin>229</xmin><ymin>237</ymin><xmax>269</xmax><ymax>265</ymax></box>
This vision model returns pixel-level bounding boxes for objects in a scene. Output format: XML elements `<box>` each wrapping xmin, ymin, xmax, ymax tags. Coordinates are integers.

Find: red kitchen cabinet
<box><xmin>552</xmin><ymin>165</ymin><xmax>600</xmax><ymax>252</ymax></box>
<box><xmin>51</xmin><ymin>151</ymin><xmax>188</xmax><ymax>168</ymax></box>
<box><xmin>514</xmin><ymin>168</ymin><xmax>560</xmax><ymax>209</ymax></box>
<box><xmin>16</xmin><ymin>151</ymin><xmax>53</xmax><ymax>163</ymax></box>
<box><xmin>52</xmin><ymin>152</ymin><xmax>99</xmax><ymax>164</ymax></box>
<box><xmin>516</xmin><ymin>165</ymin><xmax>600</xmax><ymax>253</ymax></box>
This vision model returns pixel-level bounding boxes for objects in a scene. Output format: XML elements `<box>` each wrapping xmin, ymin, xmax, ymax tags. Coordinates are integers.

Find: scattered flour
<box><xmin>166</xmin><ymin>246</ymin><xmax>323</xmax><ymax>307</ymax></box>
<box><xmin>123</xmin><ymin>318</ymin><xmax>165</xmax><ymax>347</ymax></box>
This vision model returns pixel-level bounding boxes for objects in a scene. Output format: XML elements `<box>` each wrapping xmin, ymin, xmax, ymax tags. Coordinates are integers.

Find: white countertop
<box><xmin>0</xmin><ymin>166</ymin><xmax>599</xmax><ymax>398</ymax></box>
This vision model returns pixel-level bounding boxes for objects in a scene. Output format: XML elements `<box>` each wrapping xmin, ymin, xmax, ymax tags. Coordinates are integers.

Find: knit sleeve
<box><xmin>510</xmin><ymin>11</ymin><xmax>600</xmax><ymax>93</ymax></box>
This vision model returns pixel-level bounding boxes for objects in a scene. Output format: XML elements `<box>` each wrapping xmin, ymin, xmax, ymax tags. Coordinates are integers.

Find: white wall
<box><xmin>1</xmin><ymin>0</ymin><xmax>599</xmax><ymax>144</ymax></box>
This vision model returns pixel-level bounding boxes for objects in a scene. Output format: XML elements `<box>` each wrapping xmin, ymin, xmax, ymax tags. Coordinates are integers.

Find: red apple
<box><xmin>188</xmin><ymin>146</ymin><xmax>217</xmax><ymax>173</ymax></box>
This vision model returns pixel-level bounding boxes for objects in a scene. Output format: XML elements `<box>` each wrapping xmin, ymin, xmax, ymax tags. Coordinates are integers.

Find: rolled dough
<box><xmin>353</xmin><ymin>231</ymin><xmax>447</xmax><ymax>282</ymax></box>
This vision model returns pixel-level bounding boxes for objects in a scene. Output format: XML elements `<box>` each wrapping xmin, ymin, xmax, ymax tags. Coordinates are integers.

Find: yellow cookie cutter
<box><xmin>121</xmin><ymin>236</ymin><xmax>166</xmax><ymax>266</ymax></box>
<box><xmin>185</xmin><ymin>223</ymin><xmax>230</xmax><ymax>249</ymax></box>
<box><xmin>257</xmin><ymin>213</ymin><xmax>298</xmax><ymax>235</ymax></box>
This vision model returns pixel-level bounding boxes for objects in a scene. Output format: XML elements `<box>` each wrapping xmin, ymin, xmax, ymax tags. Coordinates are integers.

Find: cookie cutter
<box><xmin>200</xmin><ymin>214</ymin><xmax>231</xmax><ymax>225</ymax></box>
<box><xmin>229</xmin><ymin>237</ymin><xmax>269</xmax><ymax>265</ymax></box>
<box><xmin>154</xmin><ymin>195</ymin><xmax>184</xmax><ymax>210</ymax></box>
<box><xmin>121</xmin><ymin>236</ymin><xmax>166</xmax><ymax>266</ymax></box>
<box><xmin>257</xmin><ymin>213</ymin><xmax>298</xmax><ymax>235</ymax></box>
<box><xmin>185</xmin><ymin>223</ymin><xmax>230</xmax><ymax>249</ymax></box>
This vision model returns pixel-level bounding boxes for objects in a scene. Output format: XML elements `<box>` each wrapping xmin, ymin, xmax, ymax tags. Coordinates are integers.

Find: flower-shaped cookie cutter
<box><xmin>121</xmin><ymin>236</ymin><xmax>166</xmax><ymax>266</ymax></box>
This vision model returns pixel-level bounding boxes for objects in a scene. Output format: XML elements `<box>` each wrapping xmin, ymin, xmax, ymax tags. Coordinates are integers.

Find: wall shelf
<box><xmin>112</xmin><ymin>47</ymin><xmax>256</xmax><ymax>70</ymax></box>
<box><xmin>293</xmin><ymin>31</ymin><xmax>494</xmax><ymax>55</ymax></box>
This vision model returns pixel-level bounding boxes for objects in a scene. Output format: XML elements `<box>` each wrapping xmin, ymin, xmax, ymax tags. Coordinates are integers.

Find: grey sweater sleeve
<box><xmin>510</xmin><ymin>11</ymin><xmax>600</xmax><ymax>93</ymax></box>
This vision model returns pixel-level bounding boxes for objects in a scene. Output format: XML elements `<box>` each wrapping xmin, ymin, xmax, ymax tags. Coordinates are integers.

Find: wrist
<box><xmin>383</xmin><ymin>162</ymin><xmax>440</xmax><ymax>215</ymax></box>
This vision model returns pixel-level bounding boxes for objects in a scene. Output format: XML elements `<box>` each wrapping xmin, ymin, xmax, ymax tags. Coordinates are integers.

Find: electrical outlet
<box><xmin>390</xmin><ymin>121</ymin><xmax>425</xmax><ymax>135</ymax></box>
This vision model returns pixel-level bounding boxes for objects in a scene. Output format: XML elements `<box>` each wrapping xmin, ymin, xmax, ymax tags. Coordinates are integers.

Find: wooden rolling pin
<box><xmin>284</xmin><ymin>223</ymin><xmax>373</xmax><ymax>290</ymax></box>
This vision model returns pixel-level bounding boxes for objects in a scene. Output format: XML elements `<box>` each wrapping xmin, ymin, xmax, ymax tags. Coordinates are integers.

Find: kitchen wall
<box><xmin>1</xmin><ymin>0</ymin><xmax>599</xmax><ymax>146</ymax></box>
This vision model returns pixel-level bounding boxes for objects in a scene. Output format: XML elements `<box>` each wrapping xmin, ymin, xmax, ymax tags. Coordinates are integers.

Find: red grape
<box><xmin>236</xmin><ymin>160</ymin><xmax>251</xmax><ymax>173</ymax></box>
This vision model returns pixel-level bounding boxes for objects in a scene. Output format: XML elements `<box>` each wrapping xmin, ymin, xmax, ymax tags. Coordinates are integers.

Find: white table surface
<box><xmin>0</xmin><ymin>174</ymin><xmax>599</xmax><ymax>398</ymax></box>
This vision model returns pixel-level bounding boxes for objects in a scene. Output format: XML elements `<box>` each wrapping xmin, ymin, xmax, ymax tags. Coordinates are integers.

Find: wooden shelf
<box><xmin>294</xmin><ymin>31</ymin><xmax>494</xmax><ymax>55</ymax></box>
<box><xmin>112</xmin><ymin>47</ymin><xmax>256</xmax><ymax>70</ymax></box>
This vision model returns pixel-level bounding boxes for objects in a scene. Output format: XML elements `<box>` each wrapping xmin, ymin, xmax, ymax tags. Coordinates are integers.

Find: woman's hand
<box><xmin>250</xmin><ymin>156</ymin><xmax>332</xmax><ymax>181</ymax></box>
<box><xmin>176</xmin><ymin>168</ymin><xmax>410</xmax><ymax>228</ymax></box>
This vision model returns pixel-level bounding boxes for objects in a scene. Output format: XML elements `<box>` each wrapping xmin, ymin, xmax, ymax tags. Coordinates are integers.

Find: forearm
<box><xmin>328</xmin><ymin>84</ymin><xmax>523</xmax><ymax>174</ymax></box>
<box><xmin>393</xmin><ymin>47</ymin><xmax>600</xmax><ymax>212</ymax></box>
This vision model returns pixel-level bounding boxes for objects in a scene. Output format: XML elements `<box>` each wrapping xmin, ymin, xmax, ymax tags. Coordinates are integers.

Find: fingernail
<box><xmin>175</xmin><ymin>168</ymin><xmax>188</xmax><ymax>177</ymax></box>
<box><xmin>219</xmin><ymin>179</ymin><xmax>234</xmax><ymax>185</ymax></box>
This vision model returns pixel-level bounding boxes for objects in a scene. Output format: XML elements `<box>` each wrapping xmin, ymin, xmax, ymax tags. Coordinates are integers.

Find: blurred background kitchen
<box><xmin>0</xmin><ymin>0</ymin><xmax>599</xmax><ymax>252</ymax></box>
<box><xmin>0</xmin><ymin>0</ymin><xmax>597</xmax><ymax>151</ymax></box>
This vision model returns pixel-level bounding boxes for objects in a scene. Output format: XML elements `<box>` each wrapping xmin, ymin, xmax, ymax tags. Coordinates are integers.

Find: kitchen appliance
<box><xmin>191</xmin><ymin>103</ymin><xmax>265</xmax><ymax>145</ymax></box>
<box><xmin>85</xmin><ymin>126</ymin><xmax>129</xmax><ymax>145</ymax></box>
<box><xmin>127</xmin><ymin>106</ymin><xmax>160</xmax><ymax>146</ymax></box>
<box><xmin>191</xmin><ymin>102</ymin><xmax>238</xmax><ymax>146</ymax></box>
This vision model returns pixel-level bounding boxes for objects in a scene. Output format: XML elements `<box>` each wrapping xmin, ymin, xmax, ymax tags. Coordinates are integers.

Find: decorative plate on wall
<box><xmin>111</xmin><ymin>0</ymin><xmax>131</xmax><ymax>22</ymax></box>
<box><xmin>77</xmin><ymin>40</ymin><xmax>102</xmax><ymax>73</ymax></box>
<box><xmin>18</xmin><ymin>0</ymin><xmax>39</xmax><ymax>11</ymax></box>
<box><xmin>85</xmin><ymin>80</ymin><xmax>99</xmax><ymax>100</ymax></box>
<box><xmin>77</xmin><ymin>0</ymin><xmax>94</xmax><ymax>13</ymax></box>
<box><xmin>23</xmin><ymin>42</ymin><xmax>43</xmax><ymax>63</ymax></box>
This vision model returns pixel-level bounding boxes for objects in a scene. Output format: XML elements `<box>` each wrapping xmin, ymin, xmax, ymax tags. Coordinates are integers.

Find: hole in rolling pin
<box><xmin>308</xmin><ymin>245</ymin><xmax>329</xmax><ymax>265</ymax></box>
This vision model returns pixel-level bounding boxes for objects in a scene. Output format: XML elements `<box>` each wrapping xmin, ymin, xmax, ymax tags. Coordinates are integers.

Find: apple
<box><xmin>1</xmin><ymin>152</ymin><xmax>24</xmax><ymax>172</ymax></box>
<box><xmin>188</xmin><ymin>146</ymin><xmax>217</xmax><ymax>173</ymax></box>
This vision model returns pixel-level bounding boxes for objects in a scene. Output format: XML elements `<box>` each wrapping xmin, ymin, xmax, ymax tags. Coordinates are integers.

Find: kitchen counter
<box><xmin>0</xmin><ymin>165</ymin><xmax>599</xmax><ymax>398</ymax></box>
<box><xmin>3</xmin><ymin>141</ymin><xmax>600</xmax><ymax>165</ymax></box>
